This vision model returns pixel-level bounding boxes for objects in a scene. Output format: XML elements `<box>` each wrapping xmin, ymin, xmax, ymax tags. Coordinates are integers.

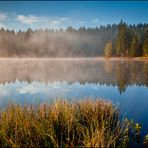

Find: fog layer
<box><xmin>1</xmin><ymin>25</ymin><xmax>118</xmax><ymax>57</ymax></box>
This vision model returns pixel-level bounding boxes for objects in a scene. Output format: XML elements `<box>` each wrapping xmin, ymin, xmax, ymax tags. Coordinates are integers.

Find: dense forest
<box><xmin>0</xmin><ymin>20</ymin><xmax>148</xmax><ymax>57</ymax></box>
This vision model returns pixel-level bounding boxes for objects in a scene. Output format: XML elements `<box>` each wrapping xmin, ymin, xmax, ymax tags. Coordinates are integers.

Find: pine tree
<box><xmin>130</xmin><ymin>35</ymin><xmax>138</xmax><ymax>57</ymax></box>
<box><xmin>104</xmin><ymin>41</ymin><xmax>113</xmax><ymax>57</ymax></box>
<box><xmin>115</xmin><ymin>20</ymin><xmax>126</xmax><ymax>56</ymax></box>
<box><xmin>124</xmin><ymin>29</ymin><xmax>132</xmax><ymax>56</ymax></box>
<box><xmin>115</xmin><ymin>20</ymin><xmax>132</xmax><ymax>57</ymax></box>
<box><xmin>143</xmin><ymin>30</ymin><xmax>148</xmax><ymax>57</ymax></box>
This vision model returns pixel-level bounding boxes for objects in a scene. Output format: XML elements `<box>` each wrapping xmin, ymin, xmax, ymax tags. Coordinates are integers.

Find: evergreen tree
<box><xmin>115</xmin><ymin>20</ymin><xmax>126</xmax><ymax>56</ymax></box>
<box><xmin>130</xmin><ymin>35</ymin><xmax>138</xmax><ymax>57</ymax></box>
<box><xmin>104</xmin><ymin>41</ymin><xmax>113</xmax><ymax>57</ymax></box>
<box><xmin>115</xmin><ymin>20</ymin><xmax>132</xmax><ymax>57</ymax></box>
<box><xmin>124</xmin><ymin>29</ymin><xmax>132</xmax><ymax>56</ymax></box>
<box><xmin>143</xmin><ymin>30</ymin><xmax>148</xmax><ymax>57</ymax></box>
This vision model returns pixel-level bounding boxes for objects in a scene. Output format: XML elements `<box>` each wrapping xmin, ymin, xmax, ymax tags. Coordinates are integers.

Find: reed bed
<box><xmin>0</xmin><ymin>99</ymin><xmax>130</xmax><ymax>147</ymax></box>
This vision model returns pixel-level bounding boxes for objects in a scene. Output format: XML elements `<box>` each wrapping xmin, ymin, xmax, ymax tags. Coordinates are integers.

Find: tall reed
<box><xmin>0</xmin><ymin>99</ymin><xmax>130</xmax><ymax>147</ymax></box>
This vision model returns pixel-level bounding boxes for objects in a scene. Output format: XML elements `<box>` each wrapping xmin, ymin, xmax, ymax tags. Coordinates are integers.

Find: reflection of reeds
<box><xmin>0</xmin><ymin>99</ymin><xmax>129</xmax><ymax>147</ymax></box>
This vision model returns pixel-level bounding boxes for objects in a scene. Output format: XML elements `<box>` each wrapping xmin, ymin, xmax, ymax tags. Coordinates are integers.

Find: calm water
<box><xmin>0</xmin><ymin>58</ymin><xmax>148</xmax><ymax>137</ymax></box>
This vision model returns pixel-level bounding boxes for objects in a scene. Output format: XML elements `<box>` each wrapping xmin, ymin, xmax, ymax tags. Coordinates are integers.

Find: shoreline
<box><xmin>0</xmin><ymin>57</ymin><xmax>147</xmax><ymax>61</ymax></box>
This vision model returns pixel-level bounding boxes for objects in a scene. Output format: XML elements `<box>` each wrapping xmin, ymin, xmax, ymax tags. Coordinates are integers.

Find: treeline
<box><xmin>104</xmin><ymin>20</ymin><xmax>148</xmax><ymax>57</ymax></box>
<box><xmin>0</xmin><ymin>20</ymin><xmax>148</xmax><ymax>57</ymax></box>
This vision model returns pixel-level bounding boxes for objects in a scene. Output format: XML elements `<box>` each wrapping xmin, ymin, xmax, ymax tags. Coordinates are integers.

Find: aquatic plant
<box><xmin>0</xmin><ymin>99</ymin><xmax>144</xmax><ymax>147</ymax></box>
<box><xmin>144</xmin><ymin>135</ymin><xmax>148</xmax><ymax>146</ymax></box>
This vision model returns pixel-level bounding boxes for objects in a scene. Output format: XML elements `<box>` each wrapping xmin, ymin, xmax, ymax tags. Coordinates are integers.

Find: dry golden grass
<box><xmin>0</xmin><ymin>99</ymin><xmax>130</xmax><ymax>147</ymax></box>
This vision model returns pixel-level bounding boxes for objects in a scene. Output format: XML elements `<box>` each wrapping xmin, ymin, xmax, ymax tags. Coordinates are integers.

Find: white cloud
<box><xmin>92</xmin><ymin>18</ymin><xmax>98</xmax><ymax>23</ymax></box>
<box><xmin>0</xmin><ymin>12</ymin><xmax>8</xmax><ymax>21</ymax></box>
<box><xmin>16</xmin><ymin>14</ymin><xmax>71</xmax><ymax>29</ymax></box>
<box><xmin>47</xmin><ymin>17</ymin><xmax>70</xmax><ymax>26</ymax></box>
<box><xmin>17</xmin><ymin>15</ymin><xmax>40</xmax><ymax>25</ymax></box>
<box><xmin>0</xmin><ymin>11</ymin><xmax>72</xmax><ymax>31</ymax></box>
<box><xmin>60</xmin><ymin>17</ymin><xmax>70</xmax><ymax>21</ymax></box>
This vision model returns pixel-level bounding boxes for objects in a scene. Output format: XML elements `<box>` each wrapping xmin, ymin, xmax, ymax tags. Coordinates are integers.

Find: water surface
<box><xmin>0</xmin><ymin>58</ymin><xmax>148</xmax><ymax>137</ymax></box>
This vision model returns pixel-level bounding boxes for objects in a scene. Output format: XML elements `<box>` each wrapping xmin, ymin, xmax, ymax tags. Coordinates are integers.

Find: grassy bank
<box><xmin>0</xmin><ymin>99</ymin><xmax>139</xmax><ymax>147</ymax></box>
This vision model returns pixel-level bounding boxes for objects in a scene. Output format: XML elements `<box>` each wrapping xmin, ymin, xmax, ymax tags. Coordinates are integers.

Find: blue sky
<box><xmin>0</xmin><ymin>1</ymin><xmax>148</xmax><ymax>31</ymax></box>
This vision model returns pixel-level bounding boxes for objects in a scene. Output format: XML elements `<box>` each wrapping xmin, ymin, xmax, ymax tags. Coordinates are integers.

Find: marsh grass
<box><xmin>0</xmin><ymin>99</ymin><xmax>130</xmax><ymax>147</ymax></box>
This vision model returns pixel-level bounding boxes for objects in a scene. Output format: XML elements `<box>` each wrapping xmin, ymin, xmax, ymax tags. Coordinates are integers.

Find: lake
<box><xmin>0</xmin><ymin>58</ymin><xmax>148</xmax><ymax>137</ymax></box>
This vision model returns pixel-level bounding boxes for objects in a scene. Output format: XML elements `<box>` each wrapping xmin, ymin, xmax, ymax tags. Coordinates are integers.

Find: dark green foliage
<box><xmin>130</xmin><ymin>35</ymin><xmax>138</xmax><ymax>57</ymax></box>
<box><xmin>115</xmin><ymin>20</ymin><xmax>132</xmax><ymax>57</ymax></box>
<box><xmin>114</xmin><ymin>21</ymin><xmax>148</xmax><ymax>57</ymax></box>
<box><xmin>143</xmin><ymin>30</ymin><xmax>148</xmax><ymax>57</ymax></box>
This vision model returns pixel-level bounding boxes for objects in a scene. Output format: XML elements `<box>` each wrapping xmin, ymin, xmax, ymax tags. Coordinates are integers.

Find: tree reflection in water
<box><xmin>0</xmin><ymin>59</ymin><xmax>147</xmax><ymax>94</ymax></box>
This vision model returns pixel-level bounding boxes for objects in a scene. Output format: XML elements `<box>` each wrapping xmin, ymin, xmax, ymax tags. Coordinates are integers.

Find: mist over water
<box><xmin>0</xmin><ymin>58</ymin><xmax>147</xmax><ymax>85</ymax></box>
